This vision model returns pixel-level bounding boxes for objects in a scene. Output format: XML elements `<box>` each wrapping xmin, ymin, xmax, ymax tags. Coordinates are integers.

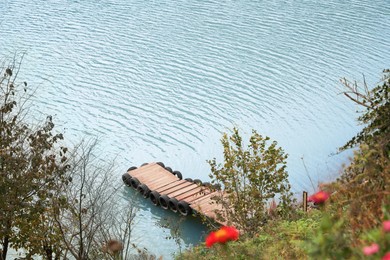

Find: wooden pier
<box><xmin>122</xmin><ymin>162</ymin><xmax>226</xmax><ymax>225</ymax></box>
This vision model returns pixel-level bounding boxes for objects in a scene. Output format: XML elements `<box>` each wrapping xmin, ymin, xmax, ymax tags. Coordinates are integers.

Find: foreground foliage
<box><xmin>0</xmin><ymin>59</ymin><xmax>69</xmax><ymax>259</ymax></box>
<box><xmin>179</xmin><ymin>211</ymin><xmax>319</xmax><ymax>260</ymax></box>
<box><xmin>180</xmin><ymin>70</ymin><xmax>390</xmax><ymax>259</ymax></box>
<box><xmin>0</xmin><ymin>60</ymin><xmax>139</xmax><ymax>259</ymax></box>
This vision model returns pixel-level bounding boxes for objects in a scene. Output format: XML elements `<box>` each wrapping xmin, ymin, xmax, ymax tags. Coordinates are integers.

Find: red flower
<box><xmin>383</xmin><ymin>220</ymin><xmax>390</xmax><ymax>233</ymax></box>
<box><xmin>363</xmin><ymin>243</ymin><xmax>380</xmax><ymax>256</ymax></box>
<box><xmin>382</xmin><ymin>252</ymin><xmax>390</xmax><ymax>260</ymax></box>
<box><xmin>205</xmin><ymin>226</ymin><xmax>239</xmax><ymax>248</ymax></box>
<box><xmin>205</xmin><ymin>232</ymin><xmax>218</xmax><ymax>248</ymax></box>
<box><xmin>307</xmin><ymin>191</ymin><xmax>329</xmax><ymax>204</ymax></box>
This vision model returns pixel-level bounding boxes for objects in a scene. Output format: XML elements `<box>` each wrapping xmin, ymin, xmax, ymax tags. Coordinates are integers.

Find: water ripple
<box><xmin>1</xmin><ymin>0</ymin><xmax>389</xmax><ymax>256</ymax></box>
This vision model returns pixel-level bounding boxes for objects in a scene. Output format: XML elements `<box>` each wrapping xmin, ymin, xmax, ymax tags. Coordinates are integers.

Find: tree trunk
<box><xmin>44</xmin><ymin>245</ymin><xmax>53</xmax><ymax>260</ymax></box>
<box><xmin>1</xmin><ymin>235</ymin><xmax>9</xmax><ymax>260</ymax></box>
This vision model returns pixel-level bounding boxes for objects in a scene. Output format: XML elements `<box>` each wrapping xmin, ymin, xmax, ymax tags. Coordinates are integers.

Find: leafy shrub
<box><xmin>207</xmin><ymin>128</ymin><xmax>295</xmax><ymax>235</ymax></box>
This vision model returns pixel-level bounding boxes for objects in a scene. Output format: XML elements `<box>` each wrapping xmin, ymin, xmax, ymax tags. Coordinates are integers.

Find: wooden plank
<box><xmin>130</xmin><ymin>169</ymin><xmax>158</xmax><ymax>179</ymax></box>
<box><xmin>154</xmin><ymin>180</ymin><xmax>187</xmax><ymax>192</ymax></box>
<box><xmin>140</xmin><ymin>176</ymin><xmax>175</xmax><ymax>189</ymax></box>
<box><xmin>144</xmin><ymin>177</ymin><xmax>180</xmax><ymax>190</ymax></box>
<box><xmin>130</xmin><ymin>168</ymin><xmax>176</xmax><ymax>186</ymax></box>
<box><xmin>127</xmin><ymin>165</ymin><xmax>153</xmax><ymax>174</ymax></box>
<box><xmin>127</xmin><ymin>163</ymin><xmax>162</xmax><ymax>177</ymax></box>
<box><xmin>194</xmin><ymin>193</ymin><xmax>227</xmax><ymax>212</ymax></box>
<box><xmin>180</xmin><ymin>188</ymin><xmax>211</xmax><ymax>202</ymax></box>
<box><xmin>128</xmin><ymin>168</ymin><xmax>159</xmax><ymax>178</ymax></box>
<box><xmin>135</xmin><ymin>170</ymin><xmax>168</xmax><ymax>181</ymax></box>
<box><xmin>153</xmin><ymin>180</ymin><xmax>187</xmax><ymax>191</ymax></box>
<box><xmin>139</xmin><ymin>174</ymin><xmax>177</xmax><ymax>186</ymax></box>
<box><xmin>181</xmin><ymin>192</ymin><xmax>206</xmax><ymax>203</ymax></box>
<box><xmin>165</xmin><ymin>184</ymin><xmax>199</xmax><ymax>197</ymax></box>
<box><xmin>188</xmin><ymin>191</ymin><xmax>219</xmax><ymax>204</ymax></box>
<box><xmin>159</xmin><ymin>182</ymin><xmax>194</xmax><ymax>195</ymax></box>
<box><xmin>127</xmin><ymin>163</ymin><xmax>156</xmax><ymax>175</ymax></box>
<box><xmin>190</xmin><ymin>196</ymin><xmax>228</xmax><ymax>226</ymax></box>
<box><xmin>195</xmin><ymin>201</ymin><xmax>220</xmax><ymax>213</ymax></box>
<box><xmin>194</xmin><ymin>197</ymin><xmax>228</xmax><ymax>226</ymax></box>
<box><xmin>126</xmin><ymin>164</ymin><xmax>186</xmax><ymax>193</ymax></box>
<box><xmin>195</xmin><ymin>205</ymin><xmax>225</xmax><ymax>224</ymax></box>
<box><xmin>143</xmin><ymin>171</ymin><xmax>177</xmax><ymax>183</ymax></box>
<box><xmin>176</xmin><ymin>187</ymin><xmax>208</xmax><ymax>201</ymax></box>
<box><xmin>149</xmin><ymin>168</ymin><xmax>175</xmax><ymax>180</ymax></box>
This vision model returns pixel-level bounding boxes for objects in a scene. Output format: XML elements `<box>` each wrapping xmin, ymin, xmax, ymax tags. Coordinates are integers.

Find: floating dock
<box><xmin>122</xmin><ymin>162</ymin><xmax>226</xmax><ymax>225</ymax></box>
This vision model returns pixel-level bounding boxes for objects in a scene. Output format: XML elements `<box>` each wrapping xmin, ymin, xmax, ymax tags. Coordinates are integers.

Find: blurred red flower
<box><xmin>383</xmin><ymin>220</ymin><xmax>390</xmax><ymax>233</ymax></box>
<box><xmin>307</xmin><ymin>190</ymin><xmax>329</xmax><ymax>204</ymax></box>
<box><xmin>363</xmin><ymin>243</ymin><xmax>380</xmax><ymax>256</ymax></box>
<box><xmin>205</xmin><ymin>226</ymin><xmax>239</xmax><ymax>248</ymax></box>
<box><xmin>382</xmin><ymin>252</ymin><xmax>390</xmax><ymax>260</ymax></box>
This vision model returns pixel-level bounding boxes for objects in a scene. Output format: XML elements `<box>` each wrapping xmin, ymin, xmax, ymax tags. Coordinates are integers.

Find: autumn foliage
<box><xmin>0</xmin><ymin>59</ymin><xmax>69</xmax><ymax>259</ymax></box>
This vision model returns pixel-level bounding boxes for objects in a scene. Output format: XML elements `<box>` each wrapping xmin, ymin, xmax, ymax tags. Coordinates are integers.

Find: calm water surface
<box><xmin>1</xmin><ymin>0</ymin><xmax>389</xmax><ymax>257</ymax></box>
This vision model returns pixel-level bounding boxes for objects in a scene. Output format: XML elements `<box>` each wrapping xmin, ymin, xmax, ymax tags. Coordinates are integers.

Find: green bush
<box><xmin>207</xmin><ymin>128</ymin><xmax>295</xmax><ymax>235</ymax></box>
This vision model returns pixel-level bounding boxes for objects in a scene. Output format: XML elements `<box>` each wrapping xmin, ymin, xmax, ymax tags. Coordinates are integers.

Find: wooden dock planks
<box><xmin>125</xmin><ymin>163</ymin><xmax>226</xmax><ymax>225</ymax></box>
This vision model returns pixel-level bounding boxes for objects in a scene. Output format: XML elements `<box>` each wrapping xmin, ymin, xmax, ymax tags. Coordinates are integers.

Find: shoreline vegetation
<box><xmin>179</xmin><ymin>70</ymin><xmax>389</xmax><ymax>259</ymax></box>
<box><xmin>1</xmin><ymin>60</ymin><xmax>389</xmax><ymax>259</ymax></box>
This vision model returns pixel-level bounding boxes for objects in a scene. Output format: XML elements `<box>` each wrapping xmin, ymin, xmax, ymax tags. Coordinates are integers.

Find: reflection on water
<box><xmin>119</xmin><ymin>186</ymin><xmax>208</xmax><ymax>258</ymax></box>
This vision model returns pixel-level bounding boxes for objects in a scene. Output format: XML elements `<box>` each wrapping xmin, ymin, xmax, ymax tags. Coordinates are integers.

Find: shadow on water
<box><xmin>119</xmin><ymin>184</ymin><xmax>209</xmax><ymax>247</ymax></box>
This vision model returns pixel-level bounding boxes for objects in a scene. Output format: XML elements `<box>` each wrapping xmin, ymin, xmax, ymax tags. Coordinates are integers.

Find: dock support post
<box><xmin>303</xmin><ymin>191</ymin><xmax>308</xmax><ymax>212</ymax></box>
